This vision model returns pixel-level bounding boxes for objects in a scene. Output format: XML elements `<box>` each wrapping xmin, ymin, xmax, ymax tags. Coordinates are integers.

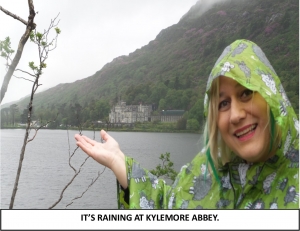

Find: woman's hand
<box><xmin>74</xmin><ymin>130</ymin><xmax>127</xmax><ymax>188</ymax></box>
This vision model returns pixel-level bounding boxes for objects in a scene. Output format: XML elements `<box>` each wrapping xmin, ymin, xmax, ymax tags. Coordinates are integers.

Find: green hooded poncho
<box><xmin>117</xmin><ymin>39</ymin><xmax>299</xmax><ymax>209</ymax></box>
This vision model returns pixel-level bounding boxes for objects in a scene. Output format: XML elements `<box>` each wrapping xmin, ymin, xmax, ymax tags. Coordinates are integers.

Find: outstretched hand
<box><xmin>74</xmin><ymin>130</ymin><xmax>124</xmax><ymax>170</ymax></box>
<box><xmin>75</xmin><ymin>130</ymin><xmax>127</xmax><ymax>188</ymax></box>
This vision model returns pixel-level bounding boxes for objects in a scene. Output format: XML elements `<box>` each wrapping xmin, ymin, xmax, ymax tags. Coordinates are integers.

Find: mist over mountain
<box><xmin>2</xmin><ymin>0</ymin><xmax>299</xmax><ymax>121</ymax></box>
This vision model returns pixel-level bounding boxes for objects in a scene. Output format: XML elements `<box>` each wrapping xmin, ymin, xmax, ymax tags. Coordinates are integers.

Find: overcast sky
<box><xmin>0</xmin><ymin>0</ymin><xmax>200</xmax><ymax>105</ymax></box>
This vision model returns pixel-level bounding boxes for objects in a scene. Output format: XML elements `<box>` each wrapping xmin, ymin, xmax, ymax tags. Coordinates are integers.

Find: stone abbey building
<box><xmin>109</xmin><ymin>101</ymin><xmax>152</xmax><ymax>123</ymax></box>
<box><xmin>109</xmin><ymin>101</ymin><xmax>185</xmax><ymax>124</ymax></box>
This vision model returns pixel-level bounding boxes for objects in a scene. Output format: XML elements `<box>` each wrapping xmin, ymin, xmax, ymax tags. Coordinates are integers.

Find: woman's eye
<box><xmin>241</xmin><ymin>89</ymin><xmax>253</xmax><ymax>99</ymax></box>
<box><xmin>219</xmin><ymin>100</ymin><xmax>229</xmax><ymax>110</ymax></box>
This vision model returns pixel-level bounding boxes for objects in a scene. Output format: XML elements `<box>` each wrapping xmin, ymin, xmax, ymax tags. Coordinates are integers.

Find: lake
<box><xmin>1</xmin><ymin>129</ymin><xmax>203</xmax><ymax>209</ymax></box>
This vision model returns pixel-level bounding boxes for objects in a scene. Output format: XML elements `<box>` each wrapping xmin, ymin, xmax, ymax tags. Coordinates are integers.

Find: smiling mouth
<box><xmin>234</xmin><ymin>124</ymin><xmax>257</xmax><ymax>138</ymax></box>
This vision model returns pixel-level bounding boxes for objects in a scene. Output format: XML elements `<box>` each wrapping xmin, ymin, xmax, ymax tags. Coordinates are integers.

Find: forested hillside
<box><xmin>2</xmin><ymin>0</ymin><xmax>299</xmax><ymax>129</ymax></box>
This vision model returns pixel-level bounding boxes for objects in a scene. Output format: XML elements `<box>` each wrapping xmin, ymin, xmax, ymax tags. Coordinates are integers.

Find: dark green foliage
<box><xmin>188</xmin><ymin>98</ymin><xmax>204</xmax><ymax>124</ymax></box>
<box><xmin>150</xmin><ymin>152</ymin><xmax>178</xmax><ymax>182</ymax></box>
<box><xmin>176</xmin><ymin>117</ymin><xmax>187</xmax><ymax>130</ymax></box>
<box><xmin>187</xmin><ymin>118</ymin><xmax>200</xmax><ymax>131</ymax></box>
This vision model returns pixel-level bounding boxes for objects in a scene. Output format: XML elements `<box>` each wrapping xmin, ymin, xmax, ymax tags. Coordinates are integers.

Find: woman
<box><xmin>75</xmin><ymin>39</ymin><xmax>299</xmax><ymax>209</ymax></box>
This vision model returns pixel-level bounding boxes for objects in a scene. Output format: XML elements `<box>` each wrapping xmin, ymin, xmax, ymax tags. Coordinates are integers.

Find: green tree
<box><xmin>280</xmin><ymin>11</ymin><xmax>290</xmax><ymax>29</ymax></box>
<box><xmin>150</xmin><ymin>152</ymin><xmax>178</xmax><ymax>182</ymax></box>
<box><xmin>149</xmin><ymin>82</ymin><xmax>168</xmax><ymax>104</ymax></box>
<box><xmin>1</xmin><ymin>107</ymin><xmax>10</xmax><ymax>126</ymax></box>
<box><xmin>188</xmin><ymin>98</ymin><xmax>204</xmax><ymax>124</ymax></box>
<box><xmin>158</xmin><ymin>98</ymin><xmax>166</xmax><ymax>111</ymax></box>
<box><xmin>165</xmin><ymin>89</ymin><xmax>185</xmax><ymax>109</ymax></box>
<box><xmin>9</xmin><ymin>104</ymin><xmax>18</xmax><ymax>126</ymax></box>
<box><xmin>176</xmin><ymin>117</ymin><xmax>187</xmax><ymax>130</ymax></box>
<box><xmin>61</xmin><ymin>118</ymin><xmax>68</xmax><ymax>127</ymax></box>
<box><xmin>94</xmin><ymin>100</ymin><xmax>110</xmax><ymax>120</ymax></box>
<box><xmin>187</xmin><ymin>118</ymin><xmax>200</xmax><ymax>131</ymax></box>
<box><xmin>174</xmin><ymin>75</ymin><xmax>180</xmax><ymax>90</ymax></box>
<box><xmin>20</xmin><ymin>109</ymin><xmax>28</xmax><ymax>124</ymax></box>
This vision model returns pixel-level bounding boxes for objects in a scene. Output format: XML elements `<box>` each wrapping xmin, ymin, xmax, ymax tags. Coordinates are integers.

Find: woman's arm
<box><xmin>74</xmin><ymin>130</ymin><xmax>128</xmax><ymax>188</ymax></box>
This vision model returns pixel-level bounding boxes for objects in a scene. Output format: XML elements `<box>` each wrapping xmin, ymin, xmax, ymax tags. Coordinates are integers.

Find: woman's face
<box><xmin>217</xmin><ymin>76</ymin><xmax>271</xmax><ymax>162</ymax></box>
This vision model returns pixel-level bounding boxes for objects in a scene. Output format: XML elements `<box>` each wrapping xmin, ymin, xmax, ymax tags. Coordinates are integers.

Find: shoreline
<box><xmin>1</xmin><ymin>126</ymin><xmax>201</xmax><ymax>134</ymax></box>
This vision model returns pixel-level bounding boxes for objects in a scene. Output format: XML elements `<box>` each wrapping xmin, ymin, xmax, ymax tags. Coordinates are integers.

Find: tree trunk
<box><xmin>0</xmin><ymin>0</ymin><xmax>36</xmax><ymax>103</ymax></box>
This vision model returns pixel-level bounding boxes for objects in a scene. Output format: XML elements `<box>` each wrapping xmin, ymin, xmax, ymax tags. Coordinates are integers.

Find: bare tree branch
<box><xmin>48</xmin><ymin>172</ymin><xmax>79</xmax><ymax>209</ymax></box>
<box><xmin>69</xmin><ymin>147</ymin><xmax>78</xmax><ymax>173</ymax></box>
<box><xmin>66</xmin><ymin>128</ymin><xmax>71</xmax><ymax>157</ymax></box>
<box><xmin>65</xmin><ymin>167</ymin><xmax>106</xmax><ymax>209</ymax></box>
<box><xmin>48</xmin><ymin>156</ymin><xmax>90</xmax><ymax>209</ymax></box>
<box><xmin>0</xmin><ymin>5</ymin><xmax>28</xmax><ymax>25</ymax></box>
<box><xmin>50</xmin><ymin>113</ymin><xmax>104</xmax><ymax>209</ymax></box>
<box><xmin>49</xmin><ymin>122</ymin><xmax>87</xmax><ymax>209</ymax></box>
<box><xmin>13</xmin><ymin>75</ymin><xmax>35</xmax><ymax>83</ymax></box>
<box><xmin>0</xmin><ymin>0</ymin><xmax>36</xmax><ymax>103</ymax></box>
<box><xmin>27</xmin><ymin>114</ymin><xmax>58</xmax><ymax>143</ymax></box>
<box><xmin>15</xmin><ymin>68</ymin><xmax>36</xmax><ymax>78</ymax></box>
<box><xmin>44</xmin><ymin>14</ymin><xmax>60</xmax><ymax>52</ymax></box>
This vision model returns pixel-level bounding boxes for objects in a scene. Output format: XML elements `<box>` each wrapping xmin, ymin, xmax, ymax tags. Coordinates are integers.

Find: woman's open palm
<box><xmin>75</xmin><ymin>130</ymin><xmax>124</xmax><ymax>170</ymax></box>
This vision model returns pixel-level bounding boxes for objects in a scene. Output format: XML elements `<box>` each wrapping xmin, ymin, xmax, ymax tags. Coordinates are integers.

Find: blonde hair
<box><xmin>203</xmin><ymin>77</ymin><xmax>281</xmax><ymax>170</ymax></box>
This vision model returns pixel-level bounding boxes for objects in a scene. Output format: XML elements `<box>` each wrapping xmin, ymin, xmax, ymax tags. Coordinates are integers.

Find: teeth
<box><xmin>235</xmin><ymin>124</ymin><xmax>256</xmax><ymax>137</ymax></box>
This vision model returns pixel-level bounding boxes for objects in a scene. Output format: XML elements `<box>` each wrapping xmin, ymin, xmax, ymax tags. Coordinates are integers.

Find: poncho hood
<box><xmin>204</xmin><ymin>39</ymin><xmax>299</xmax><ymax>167</ymax></box>
<box><xmin>117</xmin><ymin>39</ymin><xmax>299</xmax><ymax>210</ymax></box>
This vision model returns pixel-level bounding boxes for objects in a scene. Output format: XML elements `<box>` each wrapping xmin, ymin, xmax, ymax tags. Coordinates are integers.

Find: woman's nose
<box><xmin>230</xmin><ymin>100</ymin><xmax>246</xmax><ymax>124</ymax></box>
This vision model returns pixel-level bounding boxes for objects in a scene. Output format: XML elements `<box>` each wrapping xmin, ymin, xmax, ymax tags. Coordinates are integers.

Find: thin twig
<box><xmin>69</xmin><ymin>147</ymin><xmax>78</xmax><ymax>173</ymax></box>
<box><xmin>65</xmin><ymin>167</ymin><xmax>106</xmax><ymax>208</ymax></box>
<box><xmin>48</xmin><ymin>156</ymin><xmax>90</xmax><ymax>209</ymax></box>
<box><xmin>13</xmin><ymin>75</ymin><xmax>35</xmax><ymax>83</ymax></box>
<box><xmin>67</xmin><ymin>127</ymin><xmax>71</xmax><ymax>157</ymax></box>
<box><xmin>52</xmin><ymin>117</ymin><xmax>105</xmax><ymax>209</ymax></box>
<box><xmin>15</xmin><ymin>68</ymin><xmax>36</xmax><ymax>78</ymax></box>
<box><xmin>27</xmin><ymin>115</ymin><xmax>58</xmax><ymax>143</ymax></box>
<box><xmin>48</xmin><ymin>172</ymin><xmax>78</xmax><ymax>209</ymax></box>
<box><xmin>92</xmin><ymin>122</ymin><xmax>96</xmax><ymax>140</ymax></box>
<box><xmin>65</xmin><ymin>127</ymin><xmax>106</xmax><ymax>208</ymax></box>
